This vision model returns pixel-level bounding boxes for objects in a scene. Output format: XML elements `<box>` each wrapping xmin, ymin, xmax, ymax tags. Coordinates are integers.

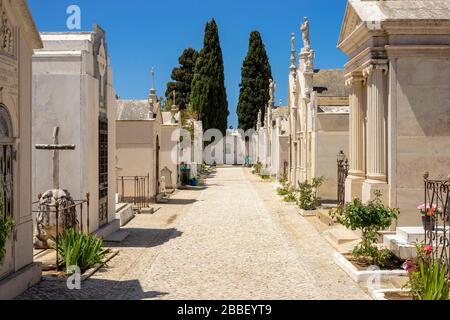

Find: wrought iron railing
<box><xmin>32</xmin><ymin>193</ymin><xmax>90</xmax><ymax>269</ymax></box>
<box><xmin>337</xmin><ymin>151</ymin><xmax>349</xmax><ymax>205</ymax></box>
<box><xmin>423</xmin><ymin>172</ymin><xmax>450</xmax><ymax>273</ymax></box>
<box><xmin>117</xmin><ymin>174</ymin><xmax>150</xmax><ymax>210</ymax></box>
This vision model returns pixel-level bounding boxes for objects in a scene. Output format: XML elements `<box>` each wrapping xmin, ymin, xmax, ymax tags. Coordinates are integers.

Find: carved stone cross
<box><xmin>35</xmin><ymin>127</ymin><xmax>76</xmax><ymax>190</ymax></box>
<box><xmin>97</xmin><ymin>39</ymin><xmax>107</xmax><ymax>97</ymax></box>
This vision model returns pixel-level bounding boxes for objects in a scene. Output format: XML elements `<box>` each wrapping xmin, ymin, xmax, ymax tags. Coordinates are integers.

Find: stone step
<box><xmin>383</xmin><ymin>234</ymin><xmax>417</xmax><ymax>260</ymax></box>
<box><xmin>115</xmin><ymin>203</ymin><xmax>135</xmax><ymax>226</ymax></box>
<box><xmin>396</xmin><ymin>227</ymin><xmax>425</xmax><ymax>244</ymax></box>
<box><xmin>315</xmin><ymin>209</ymin><xmax>335</xmax><ymax>226</ymax></box>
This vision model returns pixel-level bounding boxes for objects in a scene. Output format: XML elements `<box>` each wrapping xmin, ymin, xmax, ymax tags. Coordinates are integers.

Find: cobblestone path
<box><xmin>18</xmin><ymin>167</ymin><xmax>369</xmax><ymax>300</ymax></box>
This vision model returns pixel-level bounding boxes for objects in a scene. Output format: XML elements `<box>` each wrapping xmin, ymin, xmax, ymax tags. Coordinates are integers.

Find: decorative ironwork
<box><xmin>337</xmin><ymin>150</ymin><xmax>349</xmax><ymax>205</ymax></box>
<box><xmin>117</xmin><ymin>175</ymin><xmax>150</xmax><ymax>211</ymax></box>
<box><xmin>0</xmin><ymin>104</ymin><xmax>13</xmax><ymax>219</ymax></box>
<box><xmin>423</xmin><ymin>172</ymin><xmax>450</xmax><ymax>273</ymax></box>
<box><xmin>98</xmin><ymin>115</ymin><xmax>108</xmax><ymax>227</ymax></box>
<box><xmin>32</xmin><ymin>193</ymin><xmax>90</xmax><ymax>269</ymax></box>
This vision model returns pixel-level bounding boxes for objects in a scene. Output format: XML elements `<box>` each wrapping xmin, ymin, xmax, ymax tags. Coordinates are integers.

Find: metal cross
<box><xmin>35</xmin><ymin>127</ymin><xmax>76</xmax><ymax>190</ymax></box>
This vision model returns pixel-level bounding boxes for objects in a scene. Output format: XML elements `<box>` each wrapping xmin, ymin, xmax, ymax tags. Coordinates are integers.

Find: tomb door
<box><xmin>0</xmin><ymin>105</ymin><xmax>14</xmax><ymax>279</ymax></box>
<box><xmin>98</xmin><ymin>114</ymin><xmax>108</xmax><ymax>228</ymax></box>
<box><xmin>155</xmin><ymin>136</ymin><xmax>160</xmax><ymax>196</ymax></box>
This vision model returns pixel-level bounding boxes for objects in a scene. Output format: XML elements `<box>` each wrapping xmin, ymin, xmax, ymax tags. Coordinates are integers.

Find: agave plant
<box><xmin>55</xmin><ymin>229</ymin><xmax>108</xmax><ymax>274</ymax></box>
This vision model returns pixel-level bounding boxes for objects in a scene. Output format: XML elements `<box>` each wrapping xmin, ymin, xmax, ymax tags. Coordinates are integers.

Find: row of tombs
<box><xmin>249</xmin><ymin>1</ymin><xmax>450</xmax><ymax>279</ymax></box>
<box><xmin>0</xmin><ymin>1</ymin><xmax>206</xmax><ymax>299</ymax></box>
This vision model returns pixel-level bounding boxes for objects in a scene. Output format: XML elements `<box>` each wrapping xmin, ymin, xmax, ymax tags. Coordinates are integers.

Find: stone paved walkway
<box><xmin>17</xmin><ymin>167</ymin><xmax>369</xmax><ymax>300</ymax></box>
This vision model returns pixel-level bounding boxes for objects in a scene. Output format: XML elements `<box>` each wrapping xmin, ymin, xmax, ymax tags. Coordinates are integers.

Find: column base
<box><xmin>345</xmin><ymin>175</ymin><xmax>365</xmax><ymax>203</ymax></box>
<box><xmin>362</xmin><ymin>179</ymin><xmax>389</xmax><ymax>205</ymax></box>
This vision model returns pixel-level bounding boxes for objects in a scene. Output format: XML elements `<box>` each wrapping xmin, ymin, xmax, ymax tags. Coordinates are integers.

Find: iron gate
<box><xmin>423</xmin><ymin>172</ymin><xmax>450</xmax><ymax>273</ymax></box>
<box><xmin>337</xmin><ymin>151</ymin><xmax>349</xmax><ymax>205</ymax></box>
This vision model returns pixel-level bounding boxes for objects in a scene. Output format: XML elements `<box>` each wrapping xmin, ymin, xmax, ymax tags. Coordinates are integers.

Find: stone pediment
<box><xmin>338</xmin><ymin>2</ymin><xmax>363</xmax><ymax>46</ymax></box>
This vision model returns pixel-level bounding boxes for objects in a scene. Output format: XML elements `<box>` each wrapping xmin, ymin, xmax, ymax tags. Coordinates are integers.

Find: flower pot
<box><xmin>422</xmin><ymin>215</ymin><xmax>436</xmax><ymax>231</ymax></box>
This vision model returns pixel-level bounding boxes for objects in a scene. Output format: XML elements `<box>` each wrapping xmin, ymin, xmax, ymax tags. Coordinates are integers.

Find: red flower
<box><xmin>424</xmin><ymin>245</ymin><xmax>433</xmax><ymax>253</ymax></box>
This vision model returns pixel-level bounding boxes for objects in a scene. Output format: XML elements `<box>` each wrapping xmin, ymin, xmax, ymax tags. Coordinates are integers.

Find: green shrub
<box><xmin>335</xmin><ymin>191</ymin><xmax>399</xmax><ymax>267</ymax></box>
<box><xmin>279</xmin><ymin>173</ymin><xmax>288</xmax><ymax>186</ymax></box>
<box><xmin>406</xmin><ymin>243</ymin><xmax>449</xmax><ymax>300</ymax></box>
<box><xmin>253</xmin><ymin>162</ymin><xmax>262</xmax><ymax>175</ymax></box>
<box><xmin>283</xmin><ymin>193</ymin><xmax>297</xmax><ymax>203</ymax></box>
<box><xmin>55</xmin><ymin>229</ymin><xmax>108</xmax><ymax>274</ymax></box>
<box><xmin>0</xmin><ymin>213</ymin><xmax>14</xmax><ymax>265</ymax></box>
<box><xmin>277</xmin><ymin>187</ymin><xmax>290</xmax><ymax>196</ymax></box>
<box><xmin>298</xmin><ymin>177</ymin><xmax>325</xmax><ymax>210</ymax></box>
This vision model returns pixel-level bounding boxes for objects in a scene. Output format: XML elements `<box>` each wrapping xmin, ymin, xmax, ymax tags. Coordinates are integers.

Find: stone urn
<box><xmin>34</xmin><ymin>189</ymin><xmax>78</xmax><ymax>249</ymax></box>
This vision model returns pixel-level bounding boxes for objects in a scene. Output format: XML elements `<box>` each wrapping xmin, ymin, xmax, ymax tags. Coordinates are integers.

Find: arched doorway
<box><xmin>0</xmin><ymin>104</ymin><xmax>13</xmax><ymax>220</ymax></box>
<box><xmin>155</xmin><ymin>135</ymin><xmax>160</xmax><ymax>196</ymax></box>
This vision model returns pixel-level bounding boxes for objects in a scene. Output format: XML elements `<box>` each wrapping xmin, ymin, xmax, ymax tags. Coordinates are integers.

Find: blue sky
<box><xmin>28</xmin><ymin>0</ymin><xmax>348</xmax><ymax>128</ymax></box>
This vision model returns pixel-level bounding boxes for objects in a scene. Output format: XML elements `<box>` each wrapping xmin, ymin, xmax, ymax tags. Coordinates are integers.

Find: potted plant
<box><xmin>418</xmin><ymin>203</ymin><xmax>439</xmax><ymax>231</ymax></box>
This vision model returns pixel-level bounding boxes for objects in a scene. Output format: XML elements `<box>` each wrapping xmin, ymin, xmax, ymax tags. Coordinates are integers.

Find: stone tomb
<box><xmin>287</xmin><ymin>22</ymin><xmax>349</xmax><ymax>201</ymax></box>
<box><xmin>0</xmin><ymin>0</ymin><xmax>43</xmax><ymax>300</ymax></box>
<box><xmin>32</xmin><ymin>25</ymin><xmax>119</xmax><ymax>237</ymax></box>
<box><xmin>116</xmin><ymin>69</ymin><xmax>180</xmax><ymax>203</ymax></box>
<box><xmin>338</xmin><ymin>0</ymin><xmax>450</xmax><ymax>226</ymax></box>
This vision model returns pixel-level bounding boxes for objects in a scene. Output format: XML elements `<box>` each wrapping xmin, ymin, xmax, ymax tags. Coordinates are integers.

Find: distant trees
<box><xmin>237</xmin><ymin>31</ymin><xmax>272</xmax><ymax>131</ymax></box>
<box><xmin>165</xmin><ymin>48</ymin><xmax>199</xmax><ymax>111</ymax></box>
<box><xmin>190</xmin><ymin>18</ymin><xmax>228</xmax><ymax>134</ymax></box>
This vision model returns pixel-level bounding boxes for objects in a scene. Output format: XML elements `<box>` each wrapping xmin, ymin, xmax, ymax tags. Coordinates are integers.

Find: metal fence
<box><xmin>337</xmin><ymin>151</ymin><xmax>349</xmax><ymax>205</ymax></box>
<box><xmin>423</xmin><ymin>172</ymin><xmax>450</xmax><ymax>273</ymax></box>
<box><xmin>117</xmin><ymin>174</ymin><xmax>151</xmax><ymax>210</ymax></box>
<box><xmin>32</xmin><ymin>193</ymin><xmax>90</xmax><ymax>269</ymax></box>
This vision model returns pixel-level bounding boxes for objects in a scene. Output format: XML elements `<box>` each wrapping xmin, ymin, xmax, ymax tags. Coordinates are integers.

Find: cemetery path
<box><xmin>17</xmin><ymin>167</ymin><xmax>369</xmax><ymax>300</ymax></box>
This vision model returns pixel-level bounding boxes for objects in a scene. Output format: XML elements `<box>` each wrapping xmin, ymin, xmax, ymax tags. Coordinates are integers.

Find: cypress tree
<box><xmin>165</xmin><ymin>48</ymin><xmax>199</xmax><ymax>111</ymax></box>
<box><xmin>190</xmin><ymin>18</ymin><xmax>228</xmax><ymax>134</ymax></box>
<box><xmin>237</xmin><ymin>31</ymin><xmax>272</xmax><ymax>131</ymax></box>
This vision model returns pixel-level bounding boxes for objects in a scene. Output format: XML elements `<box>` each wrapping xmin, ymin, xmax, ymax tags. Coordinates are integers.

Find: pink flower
<box><xmin>405</xmin><ymin>260</ymin><xmax>415</xmax><ymax>273</ymax></box>
<box><xmin>424</xmin><ymin>245</ymin><xmax>433</xmax><ymax>253</ymax></box>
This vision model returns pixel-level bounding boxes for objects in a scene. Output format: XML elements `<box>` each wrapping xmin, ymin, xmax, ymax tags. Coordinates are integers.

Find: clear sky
<box><xmin>28</xmin><ymin>0</ymin><xmax>348</xmax><ymax>128</ymax></box>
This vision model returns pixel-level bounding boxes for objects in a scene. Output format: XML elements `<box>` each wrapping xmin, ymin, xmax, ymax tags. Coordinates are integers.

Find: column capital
<box><xmin>345</xmin><ymin>73</ymin><xmax>365</xmax><ymax>88</ymax></box>
<box><xmin>362</xmin><ymin>62</ymin><xmax>389</xmax><ymax>78</ymax></box>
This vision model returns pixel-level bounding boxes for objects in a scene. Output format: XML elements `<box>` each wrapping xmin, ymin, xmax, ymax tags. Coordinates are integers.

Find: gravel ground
<box><xmin>17</xmin><ymin>167</ymin><xmax>369</xmax><ymax>300</ymax></box>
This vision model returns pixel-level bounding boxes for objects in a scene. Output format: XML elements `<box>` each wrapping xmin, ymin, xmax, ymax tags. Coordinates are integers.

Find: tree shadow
<box><xmin>166</xmin><ymin>198</ymin><xmax>198</xmax><ymax>205</ymax></box>
<box><xmin>16</xmin><ymin>278</ymin><xmax>169</xmax><ymax>300</ymax></box>
<box><xmin>105</xmin><ymin>228</ymin><xmax>183</xmax><ymax>248</ymax></box>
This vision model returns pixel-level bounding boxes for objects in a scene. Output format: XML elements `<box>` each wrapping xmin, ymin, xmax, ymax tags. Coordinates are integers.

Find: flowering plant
<box><xmin>404</xmin><ymin>243</ymin><xmax>449</xmax><ymax>300</ymax></box>
<box><xmin>417</xmin><ymin>203</ymin><xmax>440</xmax><ymax>217</ymax></box>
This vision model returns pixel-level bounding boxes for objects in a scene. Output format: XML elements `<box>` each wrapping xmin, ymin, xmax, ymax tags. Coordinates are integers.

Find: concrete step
<box><xmin>396</xmin><ymin>227</ymin><xmax>425</xmax><ymax>244</ymax></box>
<box><xmin>383</xmin><ymin>234</ymin><xmax>417</xmax><ymax>260</ymax></box>
<box><xmin>316</xmin><ymin>209</ymin><xmax>335</xmax><ymax>226</ymax></box>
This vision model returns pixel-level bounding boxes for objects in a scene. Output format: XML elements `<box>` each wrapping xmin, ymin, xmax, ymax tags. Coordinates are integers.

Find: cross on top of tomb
<box><xmin>35</xmin><ymin>127</ymin><xmax>76</xmax><ymax>190</ymax></box>
<box><xmin>97</xmin><ymin>39</ymin><xmax>107</xmax><ymax>97</ymax></box>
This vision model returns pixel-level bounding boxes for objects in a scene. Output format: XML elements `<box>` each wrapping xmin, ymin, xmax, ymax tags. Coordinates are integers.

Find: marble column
<box><xmin>362</xmin><ymin>63</ymin><xmax>389</xmax><ymax>203</ymax></box>
<box><xmin>345</xmin><ymin>73</ymin><xmax>366</xmax><ymax>202</ymax></box>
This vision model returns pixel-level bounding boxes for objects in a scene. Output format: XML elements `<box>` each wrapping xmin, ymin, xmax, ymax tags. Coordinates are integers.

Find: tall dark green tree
<box><xmin>190</xmin><ymin>18</ymin><xmax>228</xmax><ymax>134</ymax></box>
<box><xmin>237</xmin><ymin>31</ymin><xmax>272</xmax><ymax>131</ymax></box>
<box><xmin>165</xmin><ymin>48</ymin><xmax>199</xmax><ymax>110</ymax></box>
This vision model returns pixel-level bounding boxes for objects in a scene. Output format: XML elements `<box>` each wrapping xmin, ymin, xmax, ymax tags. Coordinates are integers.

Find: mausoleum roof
<box><xmin>313</xmin><ymin>69</ymin><xmax>348</xmax><ymax>97</ymax></box>
<box><xmin>116</xmin><ymin>100</ymin><xmax>153</xmax><ymax>121</ymax></box>
<box><xmin>348</xmin><ymin>0</ymin><xmax>450</xmax><ymax>21</ymax></box>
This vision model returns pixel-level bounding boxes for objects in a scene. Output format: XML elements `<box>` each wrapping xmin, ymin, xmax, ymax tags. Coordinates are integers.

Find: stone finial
<box><xmin>151</xmin><ymin>66</ymin><xmax>155</xmax><ymax>89</ymax></box>
<box><xmin>290</xmin><ymin>33</ymin><xmax>296</xmax><ymax>71</ymax></box>
<box><xmin>423</xmin><ymin>171</ymin><xmax>429</xmax><ymax>180</ymax></box>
